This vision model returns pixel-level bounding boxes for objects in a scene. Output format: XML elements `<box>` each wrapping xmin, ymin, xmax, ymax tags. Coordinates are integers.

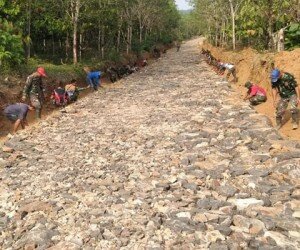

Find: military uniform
<box><xmin>22</xmin><ymin>72</ymin><xmax>44</xmax><ymax>118</ymax></box>
<box><xmin>272</xmin><ymin>73</ymin><xmax>299</xmax><ymax>127</ymax></box>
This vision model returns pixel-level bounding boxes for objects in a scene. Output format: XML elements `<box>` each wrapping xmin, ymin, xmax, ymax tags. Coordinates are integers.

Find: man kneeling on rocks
<box><xmin>4</xmin><ymin>103</ymin><xmax>34</xmax><ymax>133</ymax></box>
<box><xmin>243</xmin><ymin>81</ymin><xmax>267</xmax><ymax>105</ymax></box>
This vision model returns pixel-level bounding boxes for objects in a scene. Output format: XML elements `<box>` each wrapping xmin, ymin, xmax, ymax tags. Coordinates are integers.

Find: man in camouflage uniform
<box><xmin>271</xmin><ymin>69</ymin><xmax>300</xmax><ymax>130</ymax></box>
<box><xmin>22</xmin><ymin>67</ymin><xmax>47</xmax><ymax>119</ymax></box>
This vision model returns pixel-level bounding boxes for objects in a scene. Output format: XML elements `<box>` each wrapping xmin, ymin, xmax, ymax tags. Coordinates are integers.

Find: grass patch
<box><xmin>18</xmin><ymin>58</ymin><xmax>87</xmax><ymax>82</ymax></box>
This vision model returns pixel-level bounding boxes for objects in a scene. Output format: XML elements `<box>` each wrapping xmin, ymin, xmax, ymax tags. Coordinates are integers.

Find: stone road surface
<box><xmin>0</xmin><ymin>38</ymin><xmax>300</xmax><ymax>249</ymax></box>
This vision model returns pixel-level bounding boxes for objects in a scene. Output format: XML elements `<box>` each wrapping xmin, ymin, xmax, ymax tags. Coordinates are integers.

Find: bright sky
<box><xmin>175</xmin><ymin>0</ymin><xmax>192</xmax><ymax>10</ymax></box>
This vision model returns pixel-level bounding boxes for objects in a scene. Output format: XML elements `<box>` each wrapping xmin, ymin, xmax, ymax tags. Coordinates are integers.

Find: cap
<box><xmin>244</xmin><ymin>81</ymin><xmax>252</xmax><ymax>89</ymax></box>
<box><xmin>37</xmin><ymin>67</ymin><xmax>47</xmax><ymax>77</ymax></box>
<box><xmin>271</xmin><ymin>69</ymin><xmax>280</xmax><ymax>83</ymax></box>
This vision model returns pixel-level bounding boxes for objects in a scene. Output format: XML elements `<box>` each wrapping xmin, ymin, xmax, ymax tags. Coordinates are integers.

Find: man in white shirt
<box><xmin>221</xmin><ymin>63</ymin><xmax>237</xmax><ymax>83</ymax></box>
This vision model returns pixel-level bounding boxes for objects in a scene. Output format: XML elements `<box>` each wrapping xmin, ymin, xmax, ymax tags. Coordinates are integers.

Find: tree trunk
<box><xmin>98</xmin><ymin>22</ymin><xmax>101</xmax><ymax>52</ymax></box>
<box><xmin>117</xmin><ymin>28</ymin><xmax>121</xmax><ymax>52</ymax></box>
<box><xmin>277</xmin><ymin>28</ymin><xmax>285</xmax><ymax>51</ymax></box>
<box><xmin>221</xmin><ymin>19</ymin><xmax>226</xmax><ymax>47</ymax></box>
<box><xmin>79</xmin><ymin>33</ymin><xmax>82</xmax><ymax>62</ymax></box>
<box><xmin>52</xmin><ymin>34</ymin><xmax>55</xmax><ymax>56</ymax></box>
<box><xmin>208</xmin><ymin>25</ymin><xmax>211</xmax><ymax>43</ymax></box>
<box><xmin>101</xmin><ymin>27</ymin><xmax>105</xmax><ymax>59</ymax></box>
<box><xmin>71</xmin><ymin>0</ymin><xmax>80</xmax><ymax>64</ymax></box>
<box><xmin>139</xmin><ymin>15</ymin><xmax>143</xmax><ymax>44</ymax></box>
<box><xmin>26</xmin><ymin>0</ymin><xmax>32</xmax><ymax>59</ymax></box>
<box><xmin>66</xmin><ymin>33</ymin><xmax>70</xmax><ymax>61</ymax></box>
<box><xmin>73</xmin><ymin>21</ymin><xmax>78</xmax><ymax>64</ymax></box>
<box><xmin>266</xmin><ymin>0</ymin><xmax>274</xmax><ymax>50</ymax></box>
<box><xmin>98</xmin><ymin>0</ymin><xmax>102</xmax><ymax>52</ymax></box>
<box><xmin>229</xmin><ymin>0</ymin><xmax>236</xmax><ymax>50</ymax></box>
<box><xmin>117</xmin><ymin>14</ymin><xmax>122</xmax><ymax>53</ymax></box>
<box><xmin>130</xmin><ymin>26</ymin><xmax>132</xmax><ymax>51</ymax></box>
<box><xmin>215</xmin><ymin>21</ymin><xmax>219</xmax><ymax>46</ymax></box>
<box><xmin>43</xmin><ymin>38</ymin><xmax>46</xmax><ymax>53</ymax></box>
<box><xmin>126</xmin><ymin>25</ymin><xmax>130</xmax><ymax>54</ymax></box>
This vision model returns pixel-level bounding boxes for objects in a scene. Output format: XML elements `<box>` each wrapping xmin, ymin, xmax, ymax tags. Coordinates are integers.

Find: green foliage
<box><xmin>23</xmin><ymin>58</ymin><xmax>85</xmax><ymax>81</ymax></box>
<box><xmin>285</xmin><ymin>23</ymin><xmax>300</xmax><ymax>50</ymax></box>
<box><xmin>1</xmin><ymin>0</ymin><xmax>182</xmax><ymax>71</ymax></box>
<box><xmin>140</xmin><ymin>37</ymin><xmax>156</xmax><ymax>52</ymax></box>
<box><xmin>107</xmin><ymin>48</ymin><xmax>121</xmax><ymax>62</ymax></box>
<box><xmin>0</xmin><ymin>1</ymin><xmax>23</xmax><ymax>71</ymax></box>
<box><xmin>0</xmin><ymin>19</ymin><xmax>24</xmax><ymax>70</ymax></box>
<box><xmin>177</xmin><ymin>12</ymin><xmax>202</xmax><ymax>40</ymax></box>
<box><xmin>190</xmin><ymin>0</ymin><xmax>300</xmax><ymax>51</ymax></box>
<box><xmin>0</xmin><ymin>0</ymin><xmax>20</xmax><ymax>16</ymax></box>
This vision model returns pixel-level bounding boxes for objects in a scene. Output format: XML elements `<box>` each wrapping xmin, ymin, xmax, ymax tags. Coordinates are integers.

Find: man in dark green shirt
<box><xmin>22</xmin><ymin>67</ymin><xmax>47</xmax><ymax>119</ymax></box>
<box><xmin>271</xmin><ymin>69</ymin><xmax>300</xmax><ymax>130</ymax></box>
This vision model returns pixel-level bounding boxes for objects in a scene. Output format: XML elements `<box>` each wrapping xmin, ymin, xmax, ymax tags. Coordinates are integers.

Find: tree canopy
<box><xmin>1</xmin><ymin>0</ymin><xmax>299</xmax><ymax>70</ymax></box>
<box><xmin>188</xmin><ymin>0</ymin><xmax>300</xmax><ymax>50</ymax></box>
<box><xmin>0</xmin><ymin>0</ymin><xmax>23</xmax><ymax>68</ymax></box>
<box><xmin>0</xmin><ymin>0</ymin><xmax>181</xmax><ymax>69</ymax></box>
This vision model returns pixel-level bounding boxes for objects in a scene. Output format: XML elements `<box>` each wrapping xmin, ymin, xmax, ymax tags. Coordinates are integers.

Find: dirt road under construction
<box><xmin>0</xmin><ymin>38</ymin><xmax>299</xmax><ymax>249</ymax></box>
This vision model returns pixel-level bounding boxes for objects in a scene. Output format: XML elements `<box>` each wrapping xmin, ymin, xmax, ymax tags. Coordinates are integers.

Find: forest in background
<box><xmin>1</xmin><ymin>0</ymin><xmax>300</xmax><ymax>74</ymax></box>
<box><xmin>0</xmin><ymin>0</ymin><xmax>181</xmax><ymax>72</ymax></box>
<box><xmin>185</xmin><ymin>0</ymin><xmax>300</xmax><ymax>51</ymax></box>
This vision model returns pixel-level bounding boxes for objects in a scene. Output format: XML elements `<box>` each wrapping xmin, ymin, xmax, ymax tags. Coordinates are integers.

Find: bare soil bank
<box><xmin>201</xmin><ymin>41</ymin><xmax>300</xmax><ymax>141</ymax></box>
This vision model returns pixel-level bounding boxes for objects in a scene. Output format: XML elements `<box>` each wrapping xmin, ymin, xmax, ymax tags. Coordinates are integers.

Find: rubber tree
<box><xmin>69</xmin><ymin>0</ymin><xmax>81</xmax><ymax>64</ymax></box>
<box><xmin>228</xmin><ymin>0</ymin><xmax>244</xmax><ymax>50</ymax></box>
<box><xmin>2</xmin><ymin>0</ymin><xmax>182</xmax><ymax>65</ymax></box>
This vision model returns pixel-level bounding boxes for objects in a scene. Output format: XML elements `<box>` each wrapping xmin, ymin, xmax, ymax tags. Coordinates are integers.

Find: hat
<box><xmin>271</xmin><ymin>69</ymin><xmax>280</xmax><ymax>83</ymax></box>
<box><xmin>37</xmin><ymin>67</ymin><xmax>47</xmax><ymax>77</ymax></box>
<box><xmin>244</xmin><ymin>81</ymin><xmax>252</xmax><ymax>89</ymax></box>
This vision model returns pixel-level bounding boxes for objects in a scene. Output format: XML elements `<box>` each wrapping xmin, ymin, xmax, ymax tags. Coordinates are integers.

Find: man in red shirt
<box><xmin>243</xmin><ymin>81</ymin><xmax>267</xmax><ymax>105</ymax></box>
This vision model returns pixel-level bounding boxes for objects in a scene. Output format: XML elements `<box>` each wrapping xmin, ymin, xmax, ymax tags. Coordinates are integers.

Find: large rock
<box><xmin>264</xmin><ymin>231</ymin><xmax>299</xmax><ymax>248</ymax></box>
<box><xmin>228</xmin><ymin>198</ymin><xmax>264</xmax><ymax>210</ymax></box>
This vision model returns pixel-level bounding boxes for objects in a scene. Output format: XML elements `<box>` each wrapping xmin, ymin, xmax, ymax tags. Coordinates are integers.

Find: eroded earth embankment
<box><xmin>202</xmin><ymin>41</ymin><xmax>300</xmax><ymax>140</ymax></box>
<box><xmin>0</xmin><ymin>38</ymin><xmax>299</xmax><ymax>249</ymax></box>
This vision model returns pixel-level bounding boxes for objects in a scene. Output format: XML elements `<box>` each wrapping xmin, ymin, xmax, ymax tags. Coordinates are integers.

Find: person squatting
<box><xmin>201</xmin><ymin>49</ymin><xmax>299</xmax><ymax>130</ymax></box>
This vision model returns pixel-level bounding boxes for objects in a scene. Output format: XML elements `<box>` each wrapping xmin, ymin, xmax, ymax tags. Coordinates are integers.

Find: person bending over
<box><xmin>84</xmin><ymin>67</ymin><xmax>102</xmax><ymax>91</ymax></box>
<box><xmin>4</xmin><ymin>103</ymin><xmax>34</xmax><ymax>133</ymax></box>
<box><xmin>220</xmin><ymin>62</ymin><xmax>237</xmax><ymax>82</ymax></box>
<box><xmin>243</xmin><ymin>81</ymin><xmax>267</xmax><ymax>105</ymax></box>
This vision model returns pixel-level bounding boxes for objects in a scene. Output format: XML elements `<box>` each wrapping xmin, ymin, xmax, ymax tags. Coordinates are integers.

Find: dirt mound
<box><xmin>201</xmin><ymin>40</ymin><xmax>300</xmax><ymax>140</ymax></box>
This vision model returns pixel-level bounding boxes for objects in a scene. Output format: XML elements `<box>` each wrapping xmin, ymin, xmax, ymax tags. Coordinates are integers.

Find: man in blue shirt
<box><xmin>4</xmin><ymin>103</ymin><xmax>34</xmax><ymax>133</ymax></box>
<box><xmin>84</xmin><ymin>67</ymin><xmax>102</xmax><ymax>91</ymax></box>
